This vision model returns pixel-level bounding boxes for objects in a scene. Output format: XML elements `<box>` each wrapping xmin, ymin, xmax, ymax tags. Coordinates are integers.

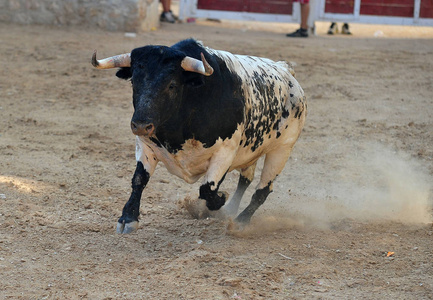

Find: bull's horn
<box><xmin>181</xmin><ymin>53</ymin><xmax>214</xmax><ymax>76</ymax></box>
<box><xmin>91</xmin><ymin>50</ymin><xmax>131</xmax><ymax>69</ymax></box>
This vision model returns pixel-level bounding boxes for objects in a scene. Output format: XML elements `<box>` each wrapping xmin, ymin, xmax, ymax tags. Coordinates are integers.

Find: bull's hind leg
<box><xmin>223</xmin><ymin>163</ymin><xmax>256</xmax><ymax>216</ymax></box>
<box><xmin>235</xmin><ymin>147</ymin><xmax>294</xmax><ymax>224</ymax></box>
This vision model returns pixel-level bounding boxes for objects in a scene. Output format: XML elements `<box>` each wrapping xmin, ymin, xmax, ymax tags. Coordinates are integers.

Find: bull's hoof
<box><xmin>206</xmin><ymin>191</ymin><xmax>228</xmax><ymax>211</ymax></box>
<box><xmin>206</xmin><ymin>200</ymin><xmax>224</xmax><ymax>211</ymax></box>
<box><xmin>227</xmin><ymin>218</ymin><xmax>246</xmax><ymax>232</ymax></box>
<box><xmin>116</xmin><ymin>220</ymin><xmax>139</xmax><ymax>234</ymax></box>
<box><xmin>234</xmin><ymin>211</ymin><xmax>252</xmax><ymax>224</ymax></box>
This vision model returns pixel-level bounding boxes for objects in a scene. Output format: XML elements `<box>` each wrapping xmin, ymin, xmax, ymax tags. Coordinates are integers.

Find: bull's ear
<box><xmin>116</xmin><ymin>67</ymin><xmax>132</xmax><ymax>80</ymax></box>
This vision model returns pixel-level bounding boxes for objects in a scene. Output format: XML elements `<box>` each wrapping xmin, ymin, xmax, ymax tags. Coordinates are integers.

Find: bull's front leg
<box><xmin>199</xmin><ymin>173</ymin><xmax>228</xmax><ymax>211</ymax></box>
<box><xmin>117</xmin><ymin>138</ymin><xmax>158</xmax><ymax>234</ymax></box>
<box><xmin>199</xmin><ymin>141</ymin><xmax>239</xmax><ymax>211</ymax></box>
<box><xmin>117</xmin><ymin>162</ymin><xmax>148</xmax><ymax>234</ymax></box>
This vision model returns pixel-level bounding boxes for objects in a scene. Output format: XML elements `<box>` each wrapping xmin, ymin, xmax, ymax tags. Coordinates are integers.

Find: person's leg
<box><xmin>160</xmin><ymin>0</ymin><xmax>176</xmax><ymax>23</ymax></box>
<box><xmin>286</xmin><ymin>1</ymin><xmax>309</xmax><ymax>37</ymax></box>
<box><xmin>300</xmin><ymin>3</ymin><xmax>310</xmax><ymax>30</ymax></box>
<box><xmin>161</xmin><ymin>0</ymin><xmax>170</xmax><ymax>12</ymax></box>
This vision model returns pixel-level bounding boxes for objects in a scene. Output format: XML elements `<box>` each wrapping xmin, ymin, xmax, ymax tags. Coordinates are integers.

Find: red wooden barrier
<box><xmin>197</xmin><ymin>0</ymin><xmax>294</xmax><ymax>15</ymax></box>
<box><xmin>360</xmin><ymin>0</ymin><xmax>414</xmax><ymax>17</ymax></box>
<box><xmin>324</xmin><ymin>0</ymin><xmax>418</xmax><ymax>17</ymax></box>
<box><xmin>325</xmin><ymin>0</ymin><xmax>355</xmax><ymax>14</ymax></box>
<box><xmin>189</xmin><ymin>0</ymin><xmax>433</xmax><ymax>25</ymax></box>
<box><xmin>420</xmin><ymin>0</ymin><xmax>433</xmax><ymax>18</ymax></box>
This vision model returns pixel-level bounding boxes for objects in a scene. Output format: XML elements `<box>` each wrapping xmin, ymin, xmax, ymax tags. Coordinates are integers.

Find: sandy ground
<box><xmin>1</xmin><ymin>17</ymin><xmax>433</xmax><ymax>299</ymax></box>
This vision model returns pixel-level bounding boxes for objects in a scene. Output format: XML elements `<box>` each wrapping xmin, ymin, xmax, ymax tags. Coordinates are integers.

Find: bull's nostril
<box><xmin>130</xmin><ymin>121</ymin><xmax>154</xmax><ymax>136</ymax></box>
<box><xmin>145</xmin><ymin>124</ymin><xmax>154</xmax><ymax>132</ymax></box>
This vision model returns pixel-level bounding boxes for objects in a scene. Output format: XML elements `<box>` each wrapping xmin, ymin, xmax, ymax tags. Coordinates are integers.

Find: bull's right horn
<box><xmin>181</xmin><ymin>53</ymin><xmax>214</xmax><ymax>76</ymax></box>
<box><xmin>91</xmin><ymin>50</ymin><xmax>131</xmax><ymax>69</ymax></box>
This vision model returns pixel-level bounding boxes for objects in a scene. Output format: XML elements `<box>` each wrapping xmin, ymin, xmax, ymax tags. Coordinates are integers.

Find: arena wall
<box><xmin>0</xmin><ymin>0</ymin><xmax>160</xmax><ymax>32</ymax></box>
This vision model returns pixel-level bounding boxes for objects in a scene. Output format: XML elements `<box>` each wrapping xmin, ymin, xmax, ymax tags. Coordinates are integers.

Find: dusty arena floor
<box><xmin>1</xmin><ymin>20</ymin><xmax>433</xmax><ymax>299</ymax></box>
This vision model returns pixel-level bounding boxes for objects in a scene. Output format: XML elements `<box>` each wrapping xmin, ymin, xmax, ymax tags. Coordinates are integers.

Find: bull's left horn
<box><xmin>91</xmin><ymin>50</ymin><xmax>131</xmax><ymax>69</ymax></box>
<box><xmin>181</xmin><ymin>53</ymin><xmax>214</xmax><ymax>76</ymax></box>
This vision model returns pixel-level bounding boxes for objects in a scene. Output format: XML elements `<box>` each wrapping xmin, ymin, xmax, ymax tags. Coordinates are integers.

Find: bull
<box><xmin>92</xmin><ymin>39</ymin><xmax>306</xmax><ymax>234</ymax></box>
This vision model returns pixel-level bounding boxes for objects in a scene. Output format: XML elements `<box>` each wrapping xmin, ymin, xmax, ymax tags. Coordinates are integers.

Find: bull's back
<box><xmin>210</xmin><ymin>51</ymin><xmax>306</xmax><ymax>170</ymax></box>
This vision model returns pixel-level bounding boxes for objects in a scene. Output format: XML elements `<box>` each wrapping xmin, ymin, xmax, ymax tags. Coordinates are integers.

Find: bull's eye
<box><xmin>169</xmin><ymin>83</ymin><xmax>176</xmax><ymax>90</ymax></box>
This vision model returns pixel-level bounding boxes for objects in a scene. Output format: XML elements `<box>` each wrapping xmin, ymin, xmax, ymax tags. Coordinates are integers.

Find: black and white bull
<box><xmin>92</xmin><ymin>39</ymin><xmax>307</xmax><ymax>234</ymax></box>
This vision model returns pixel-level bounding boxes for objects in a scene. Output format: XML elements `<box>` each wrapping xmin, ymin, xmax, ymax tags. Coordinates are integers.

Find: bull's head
<box><xmin>92</xmin><ymin>46</ymin><xmax>213</xmax><ymax>137</ymax></box>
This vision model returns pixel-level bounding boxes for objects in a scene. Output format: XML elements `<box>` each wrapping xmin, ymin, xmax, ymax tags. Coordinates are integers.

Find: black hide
<box><xmin>116</xmin><ymin>39</ymin><xmax>245</xmax><ymax>153</ymax></box>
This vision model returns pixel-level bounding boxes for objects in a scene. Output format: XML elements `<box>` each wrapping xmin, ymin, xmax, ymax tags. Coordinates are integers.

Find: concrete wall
<box><xmin>0</xmin><ymin>0</ymin><xmax>160</xmax><ymax>32</ymax></box>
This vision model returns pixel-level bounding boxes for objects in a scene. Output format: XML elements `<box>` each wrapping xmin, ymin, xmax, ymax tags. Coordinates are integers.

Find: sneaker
<box><xmin>169</xmin><ymin>10</ymin><xmax>179</xmax><ymax>21</ymax></box>
<box><xmin>341</xmin><ymin>23</ymin><xmax>352</xmax><ymax>35</ymax></box>
<box><xmin>160</xmin><ymin>11</ymin><xmax>176</xmax><ymax>23</ymax></box>
<box><xmin>286</xmin><ymin>28</ymin><xmax>308</xmax><ymax>38</ymax></box>
<box><xmin>327</xmin><ymin>22</ymin><xmax>338</xmax><ymax>35</ymax></box>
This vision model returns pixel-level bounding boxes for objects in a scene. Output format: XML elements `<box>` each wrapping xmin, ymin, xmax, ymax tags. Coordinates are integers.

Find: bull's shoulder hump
<box><xmin>206</xmin><ymin>48</ymin><xmax>292</xmax><ymax>77</ymax></box>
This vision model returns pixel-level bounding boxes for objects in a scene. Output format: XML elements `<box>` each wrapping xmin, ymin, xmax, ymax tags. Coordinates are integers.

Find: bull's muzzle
<box><xmin>131</xmin><ymin>121</ymin><xmax>155</xmax><ymax>136</ymax></box>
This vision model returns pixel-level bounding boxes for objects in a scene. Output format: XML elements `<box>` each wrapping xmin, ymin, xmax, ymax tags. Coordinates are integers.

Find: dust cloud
<box><xmin>180</xmin><ymin>143</ymin><xmax>432</xmax><ymax>234</ymax></box>
<box><xmin>275</xmin><ymin>142</ymin><xmax>433</xmax><ymax>229</ymax></box>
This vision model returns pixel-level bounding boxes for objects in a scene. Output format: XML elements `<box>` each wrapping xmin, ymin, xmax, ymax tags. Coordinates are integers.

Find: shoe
<box><xmin>286</xmin><ymin>28</ymin><xmax>308</xmax><ymax>38</ymax></box>
<box><xmin>169</xmin><ymin>10</ymin><xmax>179</xmax><ymax>21</ymax></box>
<box><xmin>341</xmin><ymin>23</ymin><xmax>352</xmax><ymax>35</ymax></box>
<box><xmin>160</xmin><ymin>11</ymin><xmax>176</xmax><ymax>23</ymax></box>
<box><xmin>327</xmin><ymin>22</ymin><xmax>338</xmax><ymax>35</ymax></box>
